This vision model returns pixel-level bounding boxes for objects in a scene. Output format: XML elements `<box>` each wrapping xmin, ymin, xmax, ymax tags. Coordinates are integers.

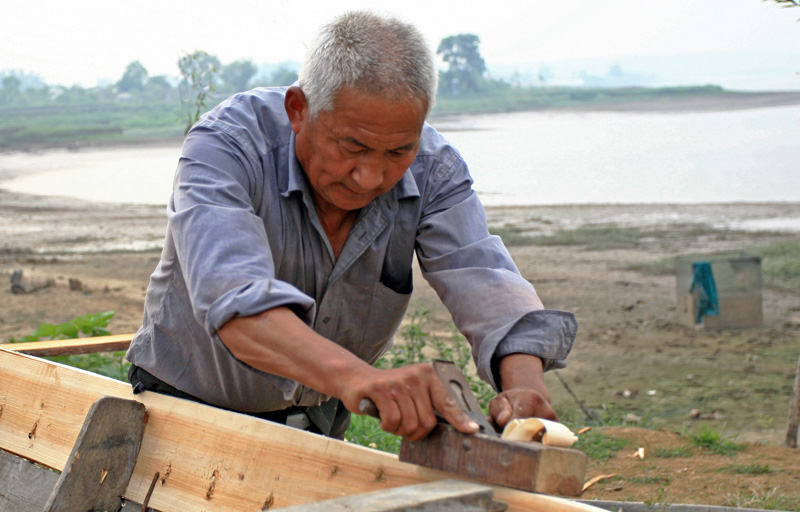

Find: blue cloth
<box><xmin>126</xmin><ymin>86</ymin><xmax>577</xmax><ymax>413</ymax></box>
<box><xmin>690</xmin><ymin>261</ymin><xmax>719</xmax><ymax>323</ymax></box>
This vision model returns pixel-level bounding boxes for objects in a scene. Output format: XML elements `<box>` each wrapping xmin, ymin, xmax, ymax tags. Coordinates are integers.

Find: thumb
<box><xmin>490</xmin><ymin>395</ymin><xmax>513</xmax><ymax>428</ymax></box>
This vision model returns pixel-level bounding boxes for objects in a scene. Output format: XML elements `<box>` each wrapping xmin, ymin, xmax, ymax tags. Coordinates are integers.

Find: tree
<box><xmin>117</xmin><ymin>61</ymin><xmax>149</xmax><ymax>93</ymax></box>
<box><xmin>266</xmin><ymin>64</ymin><xmax>299</xmax><ymax>87</ymax></box>
<box><xmin>437</xmin><ymin>34</ymin><xmax>487</xmax><ymax>96</ymax></box>
<box><xmin>0</xmin><ymin>75</ymin><xmax>23</xmax><ymax>105</ymax></box>
<box><xmin>178</xmin><ymin>51</ymin><xmax>221</xmax><ymax>134</ymax></box>
<box><xmin>221</xmin><ymin>59</ymin><xmax>258</xmax><ymax>92</ymax></box>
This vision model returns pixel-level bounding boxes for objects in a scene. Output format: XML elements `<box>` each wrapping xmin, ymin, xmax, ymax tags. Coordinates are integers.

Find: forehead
<box><xmin>317</xmin><ymin>88</ymin><xmax>426</xmax><ymax>144</ymax></box>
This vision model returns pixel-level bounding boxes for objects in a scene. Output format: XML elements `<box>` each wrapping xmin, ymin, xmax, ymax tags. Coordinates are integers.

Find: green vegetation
<box><xmin>8</xmin><ymin>311</ymin><xmax>130</xmax><ymax>382</ymax></box>
<box><xmin>434</xmin><ymin>84</ymin><xmax>730</xmax><ymax>114</ymax></box>
<box><xmin>724</xmin><ymin>486</ymin><xmax>799</xmax><ymax>511</ymax></box>
<box><xmin>748</xmin><ymin>240</ymin><xmax>800</xmax><ymax>290</ymax></box>
<box><xmin>686</xmin><ymin>425</ymin><xmax>745</xmax><ymax>456</ymax></box>
<box><xmin>654</xmin><ymin>446</ymin><xmax>693</xmax><ymax>458</ymax></box>
<box><xmin>490</xmin><ymin>223</ymin><xmax>800</xmax><ymax>291</ymax></box>
<box><xmin>344</xmin><ymin>304</ymin><xmax>494</xmax><ymax>453</ymax></box>
<box><xmin>724</xmin><ymin>463</ymin><xmax>774</xmax><ymax>475</ymax></box>
<box><xmin>9</xmin><ymin>311</ymin><xmax>114</xmax><ymax>342</ymax></box>
<box><xmin>574</xmin><ymin>428</ymin><xmax>631</xmax><ymax>461</ymax></box>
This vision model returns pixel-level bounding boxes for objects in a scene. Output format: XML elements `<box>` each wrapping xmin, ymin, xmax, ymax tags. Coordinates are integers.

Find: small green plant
<box><xmin>9</xmin><ymin>311</ymin><xmax>115</xmax><ymax>342</ymax></box>
<box><xmin>725</xmin><ymin>463</ymin><xmax>774</xmax><ymax>475</ymax></box>
<box><xmin>686</xmin><ymin>425</ymin><xmax>745</xmax><ymax>456</ymax></box>
<box><xmin>345</xmin><ymin>414</ymin><xmax>402</xmax><ymax>454</ymax></box>
<box><xmin>10</xmin><ymin>311</ymin><xmax>129</xmax><ymax>382</ymax></box>
<box><xmin>629</xmin><ymin>476</ymin><xmax>672</xmax><ymax>485</ymax></box>
<box><xmin>654</xmin><ymin>446</ymin><xmax>693</xmax><ymax>458</ymax></box>
<box><xmin>724</xmin><ymin>484</ymin><xmax>799</xmax><ymax>511</ymax></box>
<box><xmin>347</xmin><ymin>304</ymin><xmax>495</xmax><ymax>453</ymax></box>
<box><xmin>574</xmin><ymin>428</ymin><xmax>631</xmax><ymax>461</ymax></box>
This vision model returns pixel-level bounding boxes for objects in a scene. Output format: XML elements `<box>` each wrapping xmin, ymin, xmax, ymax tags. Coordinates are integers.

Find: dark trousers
<box><xmin>128</xmin><ymin>365</ymin><xmax>350</xmax><ymax>439</ymax></box>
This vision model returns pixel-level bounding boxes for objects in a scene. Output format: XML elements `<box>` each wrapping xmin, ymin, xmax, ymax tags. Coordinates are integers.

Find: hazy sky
<box><xmin>2</xmin><ymin>0</ymin><xmax>799</xmax><ymax>90</ymax></box>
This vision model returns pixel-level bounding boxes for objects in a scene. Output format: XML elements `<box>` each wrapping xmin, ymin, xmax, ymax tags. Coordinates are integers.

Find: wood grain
<box><xmin>0</xmin><ymin>349</ymin><xmax>604</xmax><ymax>511</ymax></box>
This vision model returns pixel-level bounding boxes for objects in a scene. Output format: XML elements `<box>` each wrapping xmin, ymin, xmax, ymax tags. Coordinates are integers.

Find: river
<box><xmin>1</xmin><ymin>106</ymin><xmax>799</xmax><ymax>209</ymax></box>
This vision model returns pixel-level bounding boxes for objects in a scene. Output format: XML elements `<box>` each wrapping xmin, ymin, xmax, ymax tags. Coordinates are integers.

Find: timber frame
<box><xmin>0</xmin><ymin>337</ymin><xmax>606</xmax><ymax>511</ymax></box>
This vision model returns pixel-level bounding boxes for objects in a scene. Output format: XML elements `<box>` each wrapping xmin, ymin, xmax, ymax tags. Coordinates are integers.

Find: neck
<box><xmin>314</xmin><ymin>201</ymin><xmax>358</xmax><ymax>260</ymax></box>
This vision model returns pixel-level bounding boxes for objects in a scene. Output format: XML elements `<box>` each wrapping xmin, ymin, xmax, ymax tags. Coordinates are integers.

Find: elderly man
<box><xmin>126</xmin><ymin>11</ymin><xmax>576</xmax><ymax>441</ymax></box>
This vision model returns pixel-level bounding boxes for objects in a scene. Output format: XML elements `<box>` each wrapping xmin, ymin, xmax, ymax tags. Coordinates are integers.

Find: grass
<box><xmin>748</xmin><ymin>240</ymin><xmax>800</xmax><ymax>290</ymax></box>
<box><xmin>344</xmin><ymin>303</ymin><xmax>494</xmax><ymax>453</ymax></box>
<box><xmin>574</xmin><ymin>428</ymin><xmax>631</xmax><ymax>461</ymax></box>
<box><xmin>654</xmin><ymin>446</ymin><xmax>694</xmax><ymax>458</ymax></box>
<box><xmin>724</xmin><ymin>463</ymin><xmax>774</xmax><ymax>475</ymax></box>
<box><xmin>686</xmin><ymin>425</ymin><xmax>745</xmax><ymax>456</ymax></box>
<box><xmin>724</xmin><ymin>485</ymin><xmax>800</xmax><ymax>511</ymax></box>
<box><xmin>491</xmin><ymin>222</ymin><xmax>800</xmax><ymax>292</ymax></box>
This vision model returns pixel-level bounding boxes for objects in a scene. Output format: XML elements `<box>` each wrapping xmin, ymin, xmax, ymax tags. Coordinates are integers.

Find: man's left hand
<box><xmin>489</xmin><ymin>387</ymin><xmax>557</xmax><ymax>431</ymax></box>
<box><xmin>489</xmin><ymin>353</ymin><xmax>557</xmax><ymax>431</ymax></box>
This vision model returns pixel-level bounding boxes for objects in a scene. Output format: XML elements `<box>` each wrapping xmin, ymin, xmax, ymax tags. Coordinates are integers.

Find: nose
<box><xmin>350</xmin><ymin>154</ymin><xmax>385</xmax><ymax>191</ymax></box>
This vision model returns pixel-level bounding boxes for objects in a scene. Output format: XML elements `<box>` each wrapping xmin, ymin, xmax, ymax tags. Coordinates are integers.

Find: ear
<box><xmin>284</xmin><ymin>86</ymin><xmax>308</xmax><ymax>134</ymax></box>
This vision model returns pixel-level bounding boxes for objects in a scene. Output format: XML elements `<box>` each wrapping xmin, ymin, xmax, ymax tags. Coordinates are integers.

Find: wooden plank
<box><xmin>0</xmin><ymin>449</ymin><xmax>60</xmax><ymax>512</ymax></box>
<box><xmin>43</xmin><ymin>396</ymin><xmax>146</xmax><ymax>512</ymax></box>
<box><xmin>0</xmin><ymin>333</ymin><xmax>134</xmax><ymax>356</ymax></box>
<box><xmin>0</xmin><ymin>349</ymin><xmax>605</xmax><ymax>512</ymax></box>
<box><xmin>400</xmin><ymin>424</ymin><xmax>586</xmax><ymax>496</ymax></box>
<box><xmin>279</xmin><ymin>479</ymin><xmax>506</xmax><ymax>511</ymax></box>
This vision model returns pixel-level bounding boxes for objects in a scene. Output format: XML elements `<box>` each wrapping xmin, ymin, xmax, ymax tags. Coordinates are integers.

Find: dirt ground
<box><xmin>1</xmin><ymin>187</ymin><xmax>799</xmax><ymax>508</ymax></box>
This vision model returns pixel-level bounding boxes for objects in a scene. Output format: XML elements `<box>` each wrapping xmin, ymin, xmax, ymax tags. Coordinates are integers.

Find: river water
<box><xmin>1</xmin><ymin>106</ymin><xmax>798</xmax><ymax>209</ymax></box>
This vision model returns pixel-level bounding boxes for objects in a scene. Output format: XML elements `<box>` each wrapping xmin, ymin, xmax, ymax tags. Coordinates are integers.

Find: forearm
<box><xmin>217</xmin><ymin>306</ymin><xmax>373</xmax><ymax>401</ymax></box>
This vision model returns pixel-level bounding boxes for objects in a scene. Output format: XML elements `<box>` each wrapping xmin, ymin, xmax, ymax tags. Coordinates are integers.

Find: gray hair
<box><xmin>298</xmin><ymin>11</ymin><xmax>438</xmax><ymax>118</ymax></box>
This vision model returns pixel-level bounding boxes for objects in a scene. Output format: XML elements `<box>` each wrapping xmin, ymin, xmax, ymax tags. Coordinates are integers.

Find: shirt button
<box><xmin>322</xmin><ymin>317</ymin><xmax>331</xmax><ymax>324</ymax></box>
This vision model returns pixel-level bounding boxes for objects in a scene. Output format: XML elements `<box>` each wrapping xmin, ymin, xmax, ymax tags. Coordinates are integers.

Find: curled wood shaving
<box><xmin>582</xmin><ymin>473</ymin><xmax>618</xmax><ymax>492</ymax></box>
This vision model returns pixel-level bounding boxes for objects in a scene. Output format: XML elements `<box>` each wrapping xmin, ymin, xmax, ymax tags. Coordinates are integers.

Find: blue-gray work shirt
<box><xmin>126</xmin><ymin>87</ymin><xmax>577</xmax><ymax>413</ymax></box>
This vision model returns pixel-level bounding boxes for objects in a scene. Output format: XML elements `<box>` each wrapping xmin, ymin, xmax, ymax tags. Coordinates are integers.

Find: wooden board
<box><xmin>400</xmin><ymin>424</ymin><xmax>586</xmax><ymax>496</ymax></box>
<box><xmin>279</xmin><ymin>479</ymin><xmax>506</xmax><ymax>511</ymax></box>
<box><xmin>0</xmin><ymin>449</ymin><xmax>60</xmax><ymax>512</ymax></box>
<box><xmin>43</xmin><ymin>396</ymin><xmax>146</xmax><ymax>512</ymax></box>
<box><xmin>0</xmin><ymin>333</ymin><xmax>134</xmax><ymax>356</ymax></box>
<box><xmin>0</xmin><ymin>349</ymin><xmax>605</xmax><ymax>512</ymax></box>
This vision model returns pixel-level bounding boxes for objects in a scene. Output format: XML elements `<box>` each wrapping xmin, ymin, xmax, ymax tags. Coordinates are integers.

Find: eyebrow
<box><xmin>342</xmin><ymin>136</ymin><xmax>417</xmax><ymax>153</ymax></box>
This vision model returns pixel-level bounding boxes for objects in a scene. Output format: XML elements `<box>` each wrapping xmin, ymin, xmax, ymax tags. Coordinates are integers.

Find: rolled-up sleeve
<box><xmin>169</xmin><ymin>127</ymin><xmax>315</xmax><ymax>335</ymax></box>
<box><xmin>415</xmin><ymin>148</ymin><xmax>576</xmax><ymax>390</ymax></box>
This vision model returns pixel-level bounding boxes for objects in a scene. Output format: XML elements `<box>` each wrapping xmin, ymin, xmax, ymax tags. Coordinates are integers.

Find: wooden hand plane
<box><xmin>359</xmin><ymin>360</ymin><xmax>587</xmax><ymax>496</ymax></box>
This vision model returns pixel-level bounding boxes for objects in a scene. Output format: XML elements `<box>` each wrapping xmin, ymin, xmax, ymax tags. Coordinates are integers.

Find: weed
<box><xmin>724</xmin><ymin>463</ymin><xmax>774</xmax><ymax>475</ymax></box>
<box><xmin>574</xmin><ymin>429</ymin><xmax>631</xmax><ymax>461</ymax></box>
<box><xmin>9</xmin><ymin>311</ymin><xmax>129</xmax><ymax>381</ymax></box>
<box><xmin>654</xmin><ymin>446</ymin><xmax>693</xmax><ymax>458</ymax></box>
<box><xmin>345</xmin><ymin>415</ymin><xmax>402</xmax><ymax>454</ymax></box>
<box><xmin>346</xmin><ymin>304</ymin><xmax>494</xmax><ymax>452</ymax></box>
<box><xmin>9</xmin><ymin>311</ymin><xmax>115</xmax><ymax>342</ymax></box>
<box><xmin>629</xmin><ymin>476</ymin><xmax>672</xmax><ymax>485</ymax></box>
<box><xmin>748</xmin><ymin>240</ymin><xmax>800</xmax><ymax>290</ymax></box>
<box><xmin>724</xmin><ymin>484</ymin><xmax>800</xmax><ymax>511</ymax></box>
<box><xmin>686</xmin><ymin>425</ymin><xmax>745</xmax><ymax>456</ymax></box>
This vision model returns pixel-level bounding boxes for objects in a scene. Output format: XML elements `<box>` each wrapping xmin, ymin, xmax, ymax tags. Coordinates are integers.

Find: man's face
<box><xmin>289</xmin><ymin>87</ymin><xmax>426</xmax><ymax>214</ymax></box>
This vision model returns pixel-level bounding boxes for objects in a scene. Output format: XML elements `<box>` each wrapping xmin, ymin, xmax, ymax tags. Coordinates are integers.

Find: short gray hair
<box><xmin>298</xmin><ymin>11</ymin><xmax>438</xmax><ymax>118</ymax></box>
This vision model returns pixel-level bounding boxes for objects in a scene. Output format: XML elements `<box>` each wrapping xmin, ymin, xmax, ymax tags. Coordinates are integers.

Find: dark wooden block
<box><xmin>400</xmin><ymin>424</ymin><xmax>587</xmax><ymax>497</ymax></box>
<box><xmin>43</xmin><ymin>396</ymin><xmax>147</xmax><ymax>512</ymax></box>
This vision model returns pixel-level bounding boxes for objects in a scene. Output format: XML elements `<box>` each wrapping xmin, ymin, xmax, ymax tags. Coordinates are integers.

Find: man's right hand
<box><xmin>341</xmin><ymin>363</ymin><xmax>479</xmax><ymax>441</ymax></box>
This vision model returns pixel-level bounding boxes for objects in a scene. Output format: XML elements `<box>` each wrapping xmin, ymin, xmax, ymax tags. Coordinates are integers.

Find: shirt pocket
<box><xmin>360</xmin><ymin>280</ymin><xmax>413</xmax><ymax>362</ymax></box>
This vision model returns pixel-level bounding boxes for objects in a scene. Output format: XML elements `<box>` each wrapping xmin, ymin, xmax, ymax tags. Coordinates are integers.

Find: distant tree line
<box><xmin>1</xmin><ymin>33</ymin><xmax>504</xmax><ymax>111</ymax></box>
<box><xmin>0</xmin><ymin>55</ymin><xmax>299</xmax><ymax>108</ymax></box>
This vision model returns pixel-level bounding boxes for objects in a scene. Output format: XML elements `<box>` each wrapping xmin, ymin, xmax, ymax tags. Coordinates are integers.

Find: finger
<box><xmin>430</xmin><ymin>381</ymin><xmax>479</xmax><ymax>435</ymax></box>
<box><xmin>489</xmin><ymin>395</ymin><xmax>513</xmax><ymax>428</ymax></box>
<box><xmin>403</xmin><ymin>387</ymin><xmax>438</xmax><ymax>442</ymax></box>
